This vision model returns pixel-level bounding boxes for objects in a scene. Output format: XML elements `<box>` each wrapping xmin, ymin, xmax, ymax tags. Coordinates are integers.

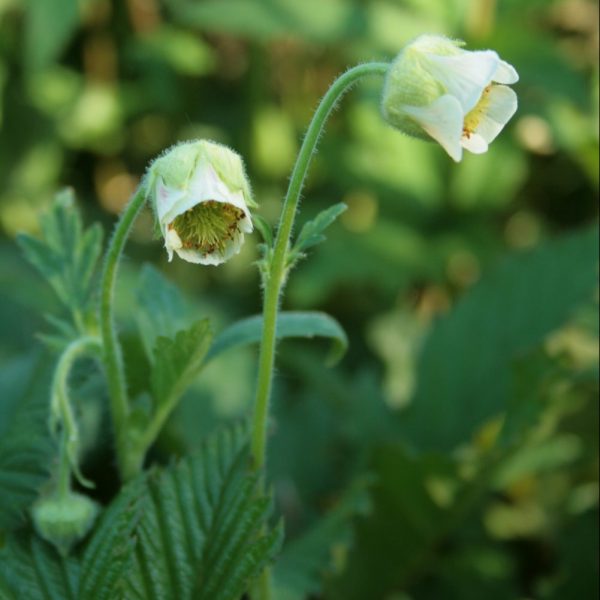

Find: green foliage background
<box><xmin>0</xmin><ymin>0</ymin><xmax>598</xmax><ymax>598</ymax></box>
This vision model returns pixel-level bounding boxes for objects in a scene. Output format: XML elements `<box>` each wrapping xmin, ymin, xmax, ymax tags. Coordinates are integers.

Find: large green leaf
<box><xmin>2</xmin><ymin>426</ymin><xmax>281</xmax><ymax>599</ymax></box>
<box><xmin>79</xmin><ymin>479</ymin><xmax>145</xmax><ymax>600</ymax></box>
<box><xmin>124</xmin><ymin>424</ymin><xmax>282</xmax><ymax>600</ymax></box>
<box><xmin>0</xmin><ymin>352</ymin><xmax>57</xmax><ymax>531</ymax></box>
<box><xmin>207</xmin><ymin>311</ymin><xmax>348</xmax><ymax>366</ymax></box>
<box><xmin>401</xmin><ymin>226</ymin><xmax>599</xmax><ymax>452</ymax></box>
<box><xmin>16</xmin><ymin>189</ymin><xmax>103</xmax><ymax>333</ymax></box>
<box><xmin>0</xmin><ymin>535</ymin><xmax>79</xmax><ymax>600</ymax></box>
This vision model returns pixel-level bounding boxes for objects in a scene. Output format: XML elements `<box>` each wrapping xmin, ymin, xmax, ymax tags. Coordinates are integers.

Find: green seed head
<box><xmin>32</xmin><ymin>491</ymin><xmax>99</xmax><ymax>556</ymax></box>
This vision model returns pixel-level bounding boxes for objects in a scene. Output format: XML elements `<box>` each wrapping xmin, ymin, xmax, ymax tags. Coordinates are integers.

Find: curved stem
<box><xmin>251</xmin><ymin>62</ymin><xmax>389</xmax><ymax>472</ymax></box>
<box><xmin>50</xmin><ymin>335</ymin><xmax>101</xmax><ymax>494</ymax></box>
<box><xmin>99</xmin><ymin>185</ymin><xmax>148</xmax><ymax>480</ymax></box>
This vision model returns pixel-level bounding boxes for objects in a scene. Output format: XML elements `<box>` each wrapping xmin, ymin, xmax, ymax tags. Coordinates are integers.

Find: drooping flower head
<box><xmin>147</xmin><ymin>140</ymin><xmax>255</xmax><ymax>265</ymax></box>
<box><xmin>381</xmin><ymin>35</ymin><xmax>519</xmax><ymax>161</ymax></box>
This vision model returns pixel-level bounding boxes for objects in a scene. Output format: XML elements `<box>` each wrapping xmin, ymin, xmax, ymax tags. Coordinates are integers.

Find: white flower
<box><xmin>381</xmin><ymin>35</ymin><xmax>519</xmax><ymax>161</ymax></box>
<box><xmin>148</xmin><ymin>140</ymin><xmax>255</xmax><ymax>265</ymax></box>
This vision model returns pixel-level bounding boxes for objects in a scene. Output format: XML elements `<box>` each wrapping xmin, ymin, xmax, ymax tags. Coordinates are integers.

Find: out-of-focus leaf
<box><xmin>206</xmin><ymin>311</ymin><xmax>348</xmax><ymax>366</ymax></box>
<box><xmin>401</xmin><ymin>226</ymin><xmax>599</xmax><ymax>452</ymax></box>
<box><xmin>166</xmin><ymin>0</ymin><xmax>365</xmax><ymax>43</ymax></box>
<box><xmin>0</xmin><ymin>353</ymin><xmax>56</xmax><ymax>531</ymax></box>
<box><xmin>331</xmin><ymin>444</ymin><xmax>458</xmax><ymax>599</ymax></box>
<box><xmin>25</xmin><ymin>0</ymin><xmax>80</xmax><ymax>71</ymax></box>
<box><xmin>274</xmin><ymin>479</ymin><xmax>371</xmax><ymax>600</ymax></box>
<box><xmin>289</xmin><ymin>202</ymin><xmax>347</xmax><ymax>263</ymax></box>
<box><xmin>16</xmin><ymin>189</ymin><xmax>103</xmax><ymax>333</ymax></box>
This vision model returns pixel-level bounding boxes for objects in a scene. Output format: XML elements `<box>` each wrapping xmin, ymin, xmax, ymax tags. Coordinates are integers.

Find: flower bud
<box><xmin>148</xmin><ymin>140</ymin><xmax>255</xmax><ymax>265</ymax></box>
<box><xmin>381</xmin><ymin>35</ymin><xmax>519</xmax><ymax>162</ymax></box>
<box><xmin>32</xmin><ymin>490</ymin><xmax>99</xmax><ymax>556</ymax></box>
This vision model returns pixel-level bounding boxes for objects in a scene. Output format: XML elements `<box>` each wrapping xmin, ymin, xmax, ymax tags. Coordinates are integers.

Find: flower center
<box><xmin>463</xmin><ymin>84</ymin><xmax>493</xmax><ymax>138</ymax></box>
<box><xmin>170</xmin><ymin>200</ymin><xmax>246</xmax><ymax>255</ymax></box>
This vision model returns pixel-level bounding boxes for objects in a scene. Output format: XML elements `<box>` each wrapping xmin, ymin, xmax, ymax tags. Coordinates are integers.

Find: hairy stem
<box><xmin>50</xmin><ymin>335</ymin><xmax>101</xmax><ymax>495</ymax></box>
<box><xmin>251</xmin><ymin>62</ymin><xmax>389</xmax><ymax>471</ymax></box>
<box><xmin>99</xmin><ymin>185</ymin><xmax>148</xmax><ymax>480</ymax></box>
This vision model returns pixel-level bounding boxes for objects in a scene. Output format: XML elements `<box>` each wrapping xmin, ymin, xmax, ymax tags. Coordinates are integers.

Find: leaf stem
<box><xmin>251</xmin><ymin>62</ymin><xmax>389</xmax><ymax>472</ymax></box>
<box><xmin>99</xmin><ymin>185</ymin><xmax>148</xmax><ymax>480</ymax></box>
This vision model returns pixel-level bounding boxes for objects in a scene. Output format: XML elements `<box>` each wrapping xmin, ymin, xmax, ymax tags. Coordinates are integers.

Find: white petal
<box><xmin>473</xmin><ymin>85</ymin><xmax>518</xmax><ymax>145</ymax></box>
<box><xmin>461</xmin><ymin>133</ymin><xmax>488</xmax><ymax>154</ymax></box>
<box><xmin>154</xmin><ymin>178</ymin><xmax>187</xmax><ymax>229</ymax></box>
<box><xmin>424</xmin><ymin>50</ymin><xmax>500</xmax><ymax>113</ymax></box>
<box><xmin>493</xmin><ymin>60</ymin><xmax>519</xmax><ymax>84</ymax></box>
<box><xmin>402</xmin><ymin>95</ymin><xmax>464</xmax><ymax>162</ymax></box>
<box><xmin>160</xmin><ymin>162</ymin><xmax>252</xmax><ymax>232</ymax></box>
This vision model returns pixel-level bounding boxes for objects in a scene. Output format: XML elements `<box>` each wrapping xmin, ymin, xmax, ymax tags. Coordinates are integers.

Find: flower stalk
<box><xmin>99</xmin><ymin>184</ymin><xmax>148</xmax><ymax>481</ymax></box>
<box><xmin>250</xmin><ymin>62</ymin><xmax>389</xmax><ymax>472</ymax></box>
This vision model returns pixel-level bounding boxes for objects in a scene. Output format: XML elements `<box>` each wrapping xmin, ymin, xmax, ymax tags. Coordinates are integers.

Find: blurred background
<box><xmin>0</xmin><ymin>0</ymin><xmax>598</xmax><ymax>598</ymax></box>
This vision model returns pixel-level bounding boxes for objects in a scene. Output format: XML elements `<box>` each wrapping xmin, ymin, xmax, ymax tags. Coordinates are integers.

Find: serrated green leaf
<box><xmin>124</xmin><ymin>424</ymin><xmax>282</xmax><ymax>600</ymax></box>
<box><xmin>207</xmin><ymin>310</ymin><xmax>348</xmax><ymax>366</ymax></box>
<box><xmin>0</xmin><ymin>353</ymin><xmax>57</xmax><ymax>531</ymax></box>
<box><xmin>135</xmin><ymin>264</ymin><xmax>192</xmax><ymax>362</ymax></box>
<box><xmin>150</xmin><ymin>319</ymin><xmax>212</xmax><ymax>406</ymax></box>
<box><xmin>273</xmin><ymin>479</ymin><xmax>371</xmax><ymax>600</ymax></box>
<box><xmin>16</xmin><ymin>189</ymin><xmax>103</xmax><ymax>334</ymax></box>
<box><xmin>0</xmin><ymin>535</ymin><xmax>79</xmax><ymax>600</ymax></box>
<box><xmin>402</xmin><ymin>225</ymin><xmax>599</xmax><ymax>452</ymax></box>
<box><xmin>78</xmin><ymin>478</ymin><xmax>146</xmax><ymax>600</ymax></box>
<box><xmin>290</xmin><ymin>203</ymin><xmax>347</xmax><ymax>262</ymax></box>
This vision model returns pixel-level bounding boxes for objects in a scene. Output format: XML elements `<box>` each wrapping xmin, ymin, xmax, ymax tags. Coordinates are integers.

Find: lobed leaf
<box><xmin>150</xmin><ymin>319</ymin><xmax>212</xmax><ymax>406</ymax></box>
<box><xmin>16</xmin><ymin>189</ymin><xmax>103</xmax><ymax>333</ymax></box>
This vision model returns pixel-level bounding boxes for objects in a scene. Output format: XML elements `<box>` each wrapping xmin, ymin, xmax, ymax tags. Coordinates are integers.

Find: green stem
<box><xmin>251</xmin><ymin>61</ymin><xmax>389</xmax><ymax>472</ymax></box>
<box><xmin>50</xmin><ymin>336</ymin><xmax>101</xmax><ymax>495</ymax></box>
<box><xmin>99</xmin><ymin>185</ymin><xmax>148</xmax><ymax>480</ymax></box>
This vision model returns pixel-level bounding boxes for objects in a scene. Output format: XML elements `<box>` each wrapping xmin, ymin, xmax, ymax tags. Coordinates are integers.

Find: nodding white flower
<box><xmin>147</xmin><ymin>140</ymin><xmax>255</xmax><ymax>265</ymax></box>
<box><xmin>381</xmin><ymin>35</ymin><xmax>519</xmax><ymax>162</ymax></box>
